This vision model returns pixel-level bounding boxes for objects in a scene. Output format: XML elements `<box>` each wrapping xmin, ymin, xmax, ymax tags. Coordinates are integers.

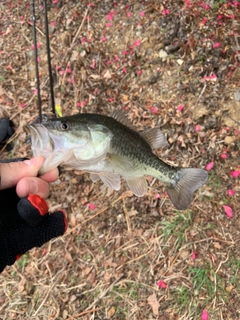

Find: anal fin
<box><xmin>126</xmin><ymin>177</ymin><xmax>148</xmax><ymax>197</ymax></box>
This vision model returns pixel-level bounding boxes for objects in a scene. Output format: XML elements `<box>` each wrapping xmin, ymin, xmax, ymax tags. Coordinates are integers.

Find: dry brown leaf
<box><xmin>18</xmin><ymin>277</ymin><xmax>26</xmax><ymax>293</ymax></box>
<box><xmin>147</xmin><ymin>293</ymin><xmax>159</xmax><ymax>316</ymax></box>
<box><xmin>213</xmin><ymin>242</ymin><xmax>221</xmax><ymax>250</ymax></box>
<box><xmin>103</xmin><ymin>69</ymin><xmax>112</xmax><ymax>80</ymax></box>
<box><xmin>69</xmin><ymin>214</ymin><xmax>76</xmax><ymax>227</ymax></box>
<box><xmin>65</xmin><ymin>252</ymin><xmax>74</xmax><ymax>263</ymax></box>
<box><xmin>90</xmin><ymin>74</ymin><xmax>100</xmax><ymax>79</ymax></box>
<box><xmin>107</xmin><ymin>306</ymin><xmax>115</xmax><ymax>317</ymax></box>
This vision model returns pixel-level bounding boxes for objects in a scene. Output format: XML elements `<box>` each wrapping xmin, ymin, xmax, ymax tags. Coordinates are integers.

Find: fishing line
<box><xmin>31</xmin><ymin>0</ymin><xmax>56</xmax><ymax>123</ymax></box>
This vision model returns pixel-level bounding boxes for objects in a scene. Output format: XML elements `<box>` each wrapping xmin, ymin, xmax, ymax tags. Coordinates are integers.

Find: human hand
<box><xmin>0</xmin><ymin>156</ymin><xmax>68</xmax><ymax>273</ymax></box>
<box><xmin>0</xmin><ymin>156</ymin><xmax>59</xmax><ymax>198</ymax></box>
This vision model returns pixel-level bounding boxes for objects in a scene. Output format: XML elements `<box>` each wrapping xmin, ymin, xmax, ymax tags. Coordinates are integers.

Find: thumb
<box><xmin>0</xmin><ymin>156</ymin><xmax>45</xmax><ymax>190</ymax></box>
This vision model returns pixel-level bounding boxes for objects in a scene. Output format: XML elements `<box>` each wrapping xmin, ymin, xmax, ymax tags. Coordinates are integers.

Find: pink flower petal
<box><xmin>220</xmin><ymin>153</ymin><xmax>228</xmax><ymax>159</ymax></box>
<box><xmin>133</xmin><ymin>39</ymin><xmax>141</xmax><ymax>46</ymax></box>
<box><xmin>87</xmin><ymin>203</ymin><xmax>96</xmax><ymax>210</ymax></box>
<box><xmin>205</xmin><ymin>162</ymin><xmax>214</xmax><ymax>171</ymax></box>
<box><xmin>191</xmin><ymin>251</ymin><xmax>198</xmax><ymax>260</ymax></box>
<box><xmin>227</xmin><ymin>189</ymin><xmax>235</xmax><ymax>197</ymax></box>
<box><xmin>150</xmin><ymin>106</ymin><xmax>158</xmax><ymax>113</ymax></box>
<box><xmin>223</xmin><ymin>205</ymin><xmax>233</xmax><ymax>218</ymax></box>
<box><xmin>213</xmin><ymin>42</ymin><xmax>221</xmax><ymax>48</ymax></box>
<box><xmin>202</xmin><ymin>73</ymin><xmax>217</xmax><ymax>81</ymax></box>
<box><xmin>101</xmin><ymin>36</ymin><xmax>107</xmax><ymax>42</ymax></box>
<box><xmin>230</xmin><ymin>170</ymin><xmax>240</xmax><ymax>178</ymax></box>
<box><xmin>201</xmin><ymin>309</ymin><xmax>208</xmax><ymax>320</ymax></box>
<box><xmin>176</xmin><ymin>104</ymin><xmax>184</xmax><ymax>112</ymax></box>
<box><xmin>155</xmin><ymin>193</ymin><xmax>160</xmax><ymax>199</ymax></box>
<box><xmin>76</xmin><ymin>100</ymin><xmax>88</xmax><ymax>107</ymax></box>
<box><xmin>195</xmin><ymin>125</ymin><xmax>201</xmax><ymax>132</ymax></box>
<box><xmin>137</xmin><ymin>69</ymin><xmax>142</xmax><ymax>75</ymax></box>
<box><xmin>185</xmin><ymin>0</ymin><xmax>192</xmax><ymax>8</ymax></box>
<box><xmin>139</xmin><ymin>12</ymin><xmax>145</xmax><ymax>17</ymax></box>
<box><xmin>19</xmin><ymin>103</ymin><xmax>27</xmax><ymax>109</ymax></box>
<box><xmin>201</xmin><ymin>17</ymin><xmax>208</xmax><ymax>24</ymax></box>
<box><xmin>31</xmin><ymin>42</ymin><xmax>41</xmax><ymax>50</ymax></box>
<box><xmin>69</xmin><ymin>76</ymin><xmax>74</xmax><ymax>84</ymax></box>
<box><xmin>126</xmin><ymin>11</ymin><xmax>131</xmax><ymax>18</ymax></box>
<box><xmin>91</xmin><ymin>59</ymin><xmax>96</xmax><ymax>69</ymax></box>
<box><xmin>162</xmin><ymin>9</ymin><xmax>170</xmax><ymax>16</ymax></box>
<box><xmin>199</xmin><ymin>3</ymin><xmax>210</xmax><ymax>10</ymax></box>
<box><xmin>157</xmin><ymin>280</ymin><xmax>167</xmax><ymax>289</ymax></box>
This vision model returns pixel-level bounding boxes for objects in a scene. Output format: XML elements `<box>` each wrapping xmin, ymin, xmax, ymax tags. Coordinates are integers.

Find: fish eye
<box><xmin>59</xmin><ymin>122</ymin><xmax>70</xmax><ymax>131</ymax></box>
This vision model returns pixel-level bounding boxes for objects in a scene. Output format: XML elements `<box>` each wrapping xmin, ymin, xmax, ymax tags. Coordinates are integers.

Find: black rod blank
<box><xmin>31</xmin><ymin>0</ymin><xmax>42</xmax><ymax>123</ymax></box>
<box><xmin>43</xmin><ymin>0</ymin><xmax>55</xmax><ymax>117</ymax></box>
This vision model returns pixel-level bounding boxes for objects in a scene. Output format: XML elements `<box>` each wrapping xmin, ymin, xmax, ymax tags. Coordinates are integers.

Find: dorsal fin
<box><xmin>141</xmin><ymin>127</ymin><xmax>168</xmax><ymax>149</ymax></box>
<box><xmin>111</xmin><ymin>109</ymin><xmax>135</xmax><ymax>129</ymax></box>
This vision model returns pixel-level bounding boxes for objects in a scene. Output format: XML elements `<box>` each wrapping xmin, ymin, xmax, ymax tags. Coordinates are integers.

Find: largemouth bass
<box><xmin>29</xmin><ymin>111</ymin><xmax>208</xmax><ymax>210</ymax></box>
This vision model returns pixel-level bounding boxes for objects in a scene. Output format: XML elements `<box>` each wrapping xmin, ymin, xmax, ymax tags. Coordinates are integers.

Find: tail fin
<box><xmin>165</xmin><ymin>168</ymin><xmax>208</xmax><ymax>210</ymax></box>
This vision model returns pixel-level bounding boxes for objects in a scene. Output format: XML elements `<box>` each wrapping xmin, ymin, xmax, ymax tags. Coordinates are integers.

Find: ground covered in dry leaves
<box><xmin>0</xmin><ymin>0</ymin><xmax>240</xmax><ymax>319</ymax></box>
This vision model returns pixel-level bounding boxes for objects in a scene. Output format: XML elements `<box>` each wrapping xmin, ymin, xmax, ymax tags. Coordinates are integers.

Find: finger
<box><xmin>0</xmin><ymin>156</ymin><xmax>45</xmax><ymax>190</ymax></box>
<box><xmin>17</xmin><ymin>194</ymin><xmax>49</xmax><ymax>226</ymax></box>
<box><xmin>16</xmin><ymin>177</ymin><xmax>50</xmax><ymax>199</ymax></box>
<box><xmin>40</xmin><ymin>167</ymin><xmax>59</xmax><ymax>182</ymax></box>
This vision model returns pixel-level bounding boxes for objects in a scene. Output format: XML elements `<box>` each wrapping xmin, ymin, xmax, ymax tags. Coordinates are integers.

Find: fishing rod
<box><xmin>31</xmin><ymin>0</ymin><xmax>42</xmax><ymax>123</ymax></box>
<box><xmin>31</xmin><ymin>0</ymin><xmax>56</xmax><ymax>122</ymax></box>
<box><xmin>43</xmin><ymin>0</ymin><xmax>55</xmax><ymax>117</ymax></box>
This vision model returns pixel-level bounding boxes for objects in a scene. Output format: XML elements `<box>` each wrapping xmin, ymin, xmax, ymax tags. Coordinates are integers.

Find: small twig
<box><xmin>85</xmin><ymin>275</ymin><xmax>124</xmax><ymax>311</ymax></box>
<box><xmin>213</xmin><ymin>253</ymin><xmax>229</xmax><ymax>308</ymax></box>
<box><xmin>33</xmin><ymin>283</ymin><xmax>55</xmax><ymax>316</ymax></box>
<box><xmin>66</xmin><ymin>191</ymin><xmax>133</xmax><ymax>235</ymax></box>
<box><xmin>195</xmin><ymin>82</ymin><xmax>207</xmax><ymax>105</ymax></box>
<box><xmin>71</xmin><ymin>6</ymin><xmax>90</xmax><ymax>49</ymax></box>
<box><xmin>60</xmin><ymin>6</ymin><xmax>90</xmax><ymax>86</ymax></box>
<box><xmin>122</xmin><ymin>196</ymin><xmax>132</xmax><ymax>233</ymax></box>
<box><xmin>192</xmin><ymin>237</ymin><xmax>234</xmax><ymax>245</ymax></box>
<box><xmin>66</xmin><ymin>307</ymin><xmax>103</xmax><ymax>319</ymax></box>
<box><xmin>117</xmin><ymin>248</ymin><xmax>154</xmax><ymax>270</ymax></box>
<box><xmin>27</xmin><ymin>22</ymin><xmax>58</xmax><ymax>56</ymax></box>
<box><xmin>215</xmin><ymin>253</ymin><xmax>229</xmax><ymax>274</ymax></box>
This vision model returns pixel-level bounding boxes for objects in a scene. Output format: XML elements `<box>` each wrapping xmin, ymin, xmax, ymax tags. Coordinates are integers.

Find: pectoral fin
<box><xmin>126</xmin><ymin>177</ymin><xmax>148</xmax><ymax>197</ymax></box>
<box><xmin>90</xmin><ymin>173</ymin><xmax>100</xmax><ymax>182</ymax></box>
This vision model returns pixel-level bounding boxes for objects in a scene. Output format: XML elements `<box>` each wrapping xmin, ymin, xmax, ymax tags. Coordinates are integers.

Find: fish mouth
<box><xmin>28</xmin><ymin>124</ymin><xmax>54</xmax><ymax>156</ymax></box>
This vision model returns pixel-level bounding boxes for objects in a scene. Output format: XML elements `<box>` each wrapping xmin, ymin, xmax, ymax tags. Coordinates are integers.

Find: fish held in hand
<box><xmin>29</xmin><ymin>111</ymin><xmax>208</xmax><ymax>210</ymax></box>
